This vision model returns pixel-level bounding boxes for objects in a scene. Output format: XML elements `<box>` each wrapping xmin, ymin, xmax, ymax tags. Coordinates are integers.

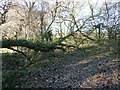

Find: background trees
<box><xmin>1</xmin><ymin>0</ymin><xmax>120</xmax><ymax>61</ymax></box>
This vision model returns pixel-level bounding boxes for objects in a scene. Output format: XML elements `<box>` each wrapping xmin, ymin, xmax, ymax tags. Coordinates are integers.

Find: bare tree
<box><xmin>0</xmin><ymin>0</ymin><xmax>12</xmax><ymax>25</ymax></box>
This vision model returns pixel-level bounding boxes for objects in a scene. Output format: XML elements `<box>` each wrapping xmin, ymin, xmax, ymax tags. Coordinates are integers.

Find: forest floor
<box><xmin>2</xmin><ymin>45</ymin><xmax>120</xmax><ymax>88</ymax></box>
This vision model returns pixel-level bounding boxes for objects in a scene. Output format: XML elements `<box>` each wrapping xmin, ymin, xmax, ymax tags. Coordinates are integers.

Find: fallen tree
<box><xmin>1</xmin><ymin>39</ymin><xmax>62</xmax><ymax>52</ymax></box>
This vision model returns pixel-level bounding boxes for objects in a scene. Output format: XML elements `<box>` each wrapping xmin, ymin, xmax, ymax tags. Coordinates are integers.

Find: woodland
<box><xmin>0</xmin><ymin>0</ymin><xmax>120</xmax><ymax>88</ymax></box>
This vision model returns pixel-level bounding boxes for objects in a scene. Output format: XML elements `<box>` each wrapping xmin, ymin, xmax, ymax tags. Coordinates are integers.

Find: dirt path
<box><xmin>13</xmin><ymin>51</ymin><xmax>119</xmax><ymax>88</ymax></box>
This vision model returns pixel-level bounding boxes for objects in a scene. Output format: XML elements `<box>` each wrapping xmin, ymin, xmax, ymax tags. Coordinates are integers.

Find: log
<box><xmin>1</xmin><ymin>39</ymin><xmax>56</xmax><ymax>52</ymax></box>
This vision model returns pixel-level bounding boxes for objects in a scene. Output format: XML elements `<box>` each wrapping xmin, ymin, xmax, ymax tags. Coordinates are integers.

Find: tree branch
<box><xmin>7</xmin><ymin>47</ymin><xmax>27</xmax><ymax>57</ymax></box>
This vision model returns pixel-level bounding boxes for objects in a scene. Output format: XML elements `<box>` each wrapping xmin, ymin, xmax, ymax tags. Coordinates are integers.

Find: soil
<box><xmin>12</xmin><ymin>51</ymin><xmax>120</xmax><ymax>88</ymax></box>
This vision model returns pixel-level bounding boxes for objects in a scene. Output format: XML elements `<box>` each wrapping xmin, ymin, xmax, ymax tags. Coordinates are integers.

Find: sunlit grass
<box><xmin>0</xmin><ymin>48</ymin><xmax>15</xmax><ymax>53</ymax></box>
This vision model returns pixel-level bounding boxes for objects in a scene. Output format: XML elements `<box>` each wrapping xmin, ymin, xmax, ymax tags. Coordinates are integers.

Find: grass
<box><xmin>2</xmin><ymin>50</ymin><xmax>58</xmax><ymax>88</ymax></box>
<box><xmin>2</xmin><ymin>53</ymin><xmax>26</xmax><ymax>70</ymax></box>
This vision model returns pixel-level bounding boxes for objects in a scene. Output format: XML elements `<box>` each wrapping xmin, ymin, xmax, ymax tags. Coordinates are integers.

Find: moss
<box><xmin>1</xmin><ymin>39</ymin><xmax>56</xmax><ymax>52</ymax></box>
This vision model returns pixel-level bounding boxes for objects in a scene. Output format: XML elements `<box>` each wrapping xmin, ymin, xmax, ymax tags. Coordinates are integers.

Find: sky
<box><xmin>11</xmin><ymin>0</ymin><xmax>119</xmax><ymax>13</ymax></box>
<box><xmin>13</xmin><ymin>0</ymin><xmax>119</xmax><ymax>15</ymax></box>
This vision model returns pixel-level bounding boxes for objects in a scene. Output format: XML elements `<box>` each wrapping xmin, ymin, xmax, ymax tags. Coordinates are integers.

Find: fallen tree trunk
<box><xmin>1</xmin><ymin>39</ymin><xmax>57</xmax><ymax>52</ymax></box>
<box><xmin>1</xmin><ymin>39</ymin><xmax>69</xmax><ymax>52</ymax></box>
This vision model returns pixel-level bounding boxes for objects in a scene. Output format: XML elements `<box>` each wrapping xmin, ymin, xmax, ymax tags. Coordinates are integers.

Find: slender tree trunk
<box><xmin>98</xmin><ymin>24</ymin><xmax>101</xmax><ymax>42</ymax></box>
